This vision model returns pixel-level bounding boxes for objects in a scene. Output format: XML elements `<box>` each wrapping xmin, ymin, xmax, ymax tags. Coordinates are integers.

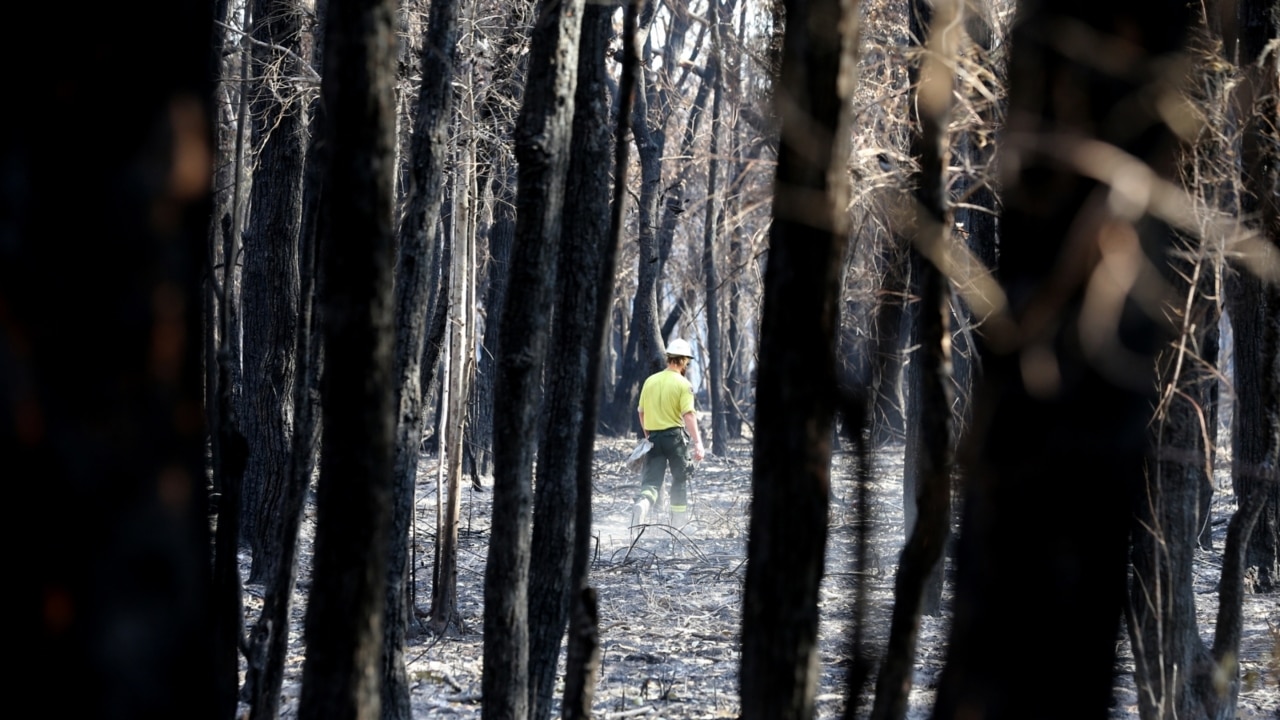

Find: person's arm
<box><xmin>683</xmin><ymin>410</ymin><xmax>704</xmax><ymax>461</ymax></box>
<box><xmin>638</xmin><ymin>408</ymin><xmax>647</xmax><ymax>439</ymax></box>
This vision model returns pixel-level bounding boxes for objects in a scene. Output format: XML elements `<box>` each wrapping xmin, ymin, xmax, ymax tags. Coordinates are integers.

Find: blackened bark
<box><xmin>246</xmin><ymin>12</ymin><xmax>328</xmax><ymax>717</ymax></box>
<box><xmin>603</xmin><ymin>5</ymin><xmax>671</xmax><ymax>435</ymax></box>
<box><xmin>897</xmin><ymin>0</ymin><xmax>953</xmax><ymax>623</ymax></box>
<box><xmin>383</xmin><ymin>0</ymin><xmax>462</xmax><ymax>717</ymax></box>
<box><xmin>703</xmin><ymin>4</ymin><xmax>729</xmax><ymax>457</ymax></box>
<box><xmin>1229</xmin><ymin>0</ymin><xmax>1280</xmax><ymax>594</ymax></box>
<box><xmin>1120</xmin><ymin>31</ymin><xmax>1228</xmax><ymax>691</ymax></box>
<box><xmin>740</xmin><ymin>0</ymin><xmax>858</xmax><ymax>717</ymax></box>
<box><xmin>242</xmin><ymin>0</ymin><xmax>306</xmax><ymax>586</ymax></box>
<box><xmin>296</xmin><ymin>0</ymin><xmax>399</xmax><ymax>714</ymax></box>
<box><xmin>483</xmin><ymin>1</ymin><xmax>584</xmax><ymax>718</ymax></box>
<box><xmin>929</xmin><ymin>0</ymin><xmax>1191</xmax><ymax>717</ymax></box>
<box><xmin>526</xmin><ymin>3</ymin><xmax>615</xmax><ymax>719</ymax></box>
<box><xmin>873</xmin><ymin>1</ymin><xmax>956</xmax><ymax>712</ymax></box>
<box><xmin>208</xmin><ymin>6</ymin><xmax>249</xmax><ymax>716</ymax></box>
<box><xmin>424</xmin><ymin>231</ymin><xmax>457</xmax><ymax>634</ymax></box>
<box><xmin>871</xmin><ymin>232</ymin><xmax>910</xmax><ymax>446</ymax></box>
<box><xmin>564</xmin><ymin>5</ymin><xmax>641</xmax><ymax>715</ymax></box>
<box><xmin>1201</xmin><ymin>480</ymin><xmax>1273</xmax><ymax>719</ymax></box>
<box><xmin>949</xmin><ymin>3</ymin><xmax>1000</xmax><ymax>431</ymax></box>
<box><xmin>470</xmin><ymin>166</ymin><xmax>515</xmax><ymax>477</ymax></box>
<box><xmin>873</xmin><ymin>257</ymin><xmax>952</xmax><ymax>720</ymax></box>
<box><xmin>5</xmin><ymin>1</ymin><xmax>218</xmax><ymax>717</ymax></box>
<box><xmin>1128</xmin><ymin>236</ymin><xmax>1221</xmax><ymax>720</ymax></box>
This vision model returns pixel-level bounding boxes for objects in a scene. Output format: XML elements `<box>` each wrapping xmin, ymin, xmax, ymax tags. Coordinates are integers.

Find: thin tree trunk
<box><xmin>432</xmin><ymin>140</ymin><xmax>475</xmax><ymax>636</ymax></box>
<box><xmin>703</xmin><ymin>2</ymin><xmax>728</xmax><ymax>457</ymax></box>
<box><xmin>208</xmin><ymin>2</ymin><xmax>248</xmax><ymax>716</ymax></box>
<box><xmin>383</xmin><ymin>0</ymin><xmax>462</xmax><ymax>715</ymax></box>
<box><xmin>603</xmin><ymin>3</ymin><xmax>670</xmax><ymax>435</ymax></box>
<box><xmin>466</xmin><ymin>3</ymin><xmax>532</xmax><ymax>479</ymax></box>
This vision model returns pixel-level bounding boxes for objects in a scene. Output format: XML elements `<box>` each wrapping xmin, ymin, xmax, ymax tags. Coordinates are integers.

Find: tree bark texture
<box><xmin>296</xmin><ymin>0</ymin><xmax>399</xmax><ymax>715</ymax></box>
<box><xmin>247</xmin><ymin>21</ymin><xmax>329</xmax><ymax>717</ymax></box>
<box><xmin>1125</xmin><ymin>227</ymin><xmax>1223</xmax><ymax>720</ymax></box>
<box><xmin>435</xmin><ymin>138</ymin><xmax>477</xmax><ymax>638</ymax></box>
<box><xmin>5</xmin><ymin>1</ymin><xmax>219</xmax><ymax>717</ymax></box>
<box><xmin>1228</xmin><ymin>0</ymin><xmax>1280</xmax><ymax>594</ymax></box>
<box><xmin>483</xmin><ymin>1</ymin><xmax>584</xmax><ymax>718</ymax></box>
<box><xmin>929</xmin><ymin>0</ymin><xmax>1192</xmax><ymax>717</ymax></box>
<box><xmin>740</xmin><ymin>0</ymin><xmax>860</xmax><ymax>718</ymax></box>
<box><xmin>564</xmin><ymin>5</ymin><xmax>641</xmax><ymax>715</ymax></box>
<box><xmin>703</xmin><ymin>6</ymin><xmax>730</xmax><ymax>456</ymax></box>
<box><xmin>242</xmin><ymin>0</ymin><xmax>306</xmax><ymax>586</ymax></box>
<box><xmin>383</xmin><ymin>0</ymin><xmax>462</xmax><ymax>716</ymax></box>
<box><xmin>527</xmin><ymin>1</ymin><xmax>616</xmax><ymax>717</ymax></box>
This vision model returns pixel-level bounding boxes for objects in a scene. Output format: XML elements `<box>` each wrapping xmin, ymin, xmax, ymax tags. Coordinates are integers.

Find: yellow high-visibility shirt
<box><xmin>638</xmin><ymin>368</ymin><xmax>695</xmax><ymax>431</ymax></box>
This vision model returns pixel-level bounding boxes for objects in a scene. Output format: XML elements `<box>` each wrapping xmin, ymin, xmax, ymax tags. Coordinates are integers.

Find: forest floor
<box><xmin>240</xmin><ymin>435</ymin><xmax>1279</xmax><ymax>719</ymax></box>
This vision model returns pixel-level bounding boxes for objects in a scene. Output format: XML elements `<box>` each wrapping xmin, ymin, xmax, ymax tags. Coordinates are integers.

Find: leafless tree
<box><xmin>483</xmin><ymin>0</ymin><xmax>585</xmax><ymax>717</ymax></box>
<box><xmin>295</xmin><ymin>0</ymin><xmax>399</xmax><ymax>714</ymax></box>
<box><xmin>740</xmin><ymin>0</ymin><xmax>861</xmax><ymax>717</ymax></box>
<box><xmin>382</xmin><ymin>0</ymin><xmax>462</xmax><ymax>714</ymax></box>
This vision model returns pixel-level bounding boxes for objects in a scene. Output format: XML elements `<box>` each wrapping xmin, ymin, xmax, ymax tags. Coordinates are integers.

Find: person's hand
<box><xmin>693</xmin><ymin>443</ymin><xmax>705</xmax><ymax>462</ymax></box>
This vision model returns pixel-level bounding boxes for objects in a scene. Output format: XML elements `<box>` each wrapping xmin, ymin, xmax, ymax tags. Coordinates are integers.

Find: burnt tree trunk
<box><xmin>527</xmin><ymin>3</ymin><xmax>618</xmax><ymax>715</ymax></box>
<box><xmin>6</xmin><ymin>1</ymin><xmax>218</xmax><ymax>717</ymax></box>
<box><xmin>244</xmin><ymin>7</ymin><xmax>328</xmax><ymax>717</ymax></box>
<box><xmin>1227</xmin><ymin>0</ymin><xmax>1280</xmax><ymax>594</ymax></box>
<box><xmin>602</xmin><ymin>2</ymin><xmax>671</xmax><ymax>435</ymax></box>
<box><xmin>241</xmin><ymin>0</ymin><xmax>306</xmax><ymax>586</ymax></box>
<box><xmin>1128</xmin><ymin>233</ymin><xmax>1225</xmax><ymax>720</ymax></box>
<box><xmin>465</xmin><ymin>5</ymin><xmax>533</xmax><ymax>480</ymax></box>
<box><xmin>296</xmin><ymin>0</ymin><xmax>399</xmax><ymax>714</ymax></box>
<box><xmin>871</xmin><ymin>1</ymin><xmax>959</xmax><ymax>716</ymax></box>
<box><xmin>929</xmin><ymin>0</ymin><xmax>1192</xmax><ymax>716</ymax></box>
<box><xmin>482</xmin><ymin>1</ymin><xmax>584</xmax><ymax>718</ymax></box>
<box><xmin>739</xmin><ymin>0</ymin><xmax>859</xmax><ymax>716</ymax></box>
<box><xmin>382</xmin><ymin>0</ymin><xmax>462</xmax><ymax>716</ymax></box>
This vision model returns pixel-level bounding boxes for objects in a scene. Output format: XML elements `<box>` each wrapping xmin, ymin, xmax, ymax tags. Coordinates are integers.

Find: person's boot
<box><xmin>670</xmin><ymin>508</ymin><xmax>688</xmax><ymax>530</ymax></box>
<box><xmin>630</xmin><ymin>498</ymin><xmax>650</xmax><ymax>528</ymax></box>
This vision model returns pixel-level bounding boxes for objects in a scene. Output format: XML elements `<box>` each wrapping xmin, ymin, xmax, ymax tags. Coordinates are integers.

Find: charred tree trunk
<box><xmin>929</xmin><ymin>0</ymin><xmax>1192</xmax><ymax>716</ymax></box>
<box><xmin>739</xmin><ymin>0</ymin><xmax>859</xmax><ymax>716</ymax></box>
<box><xmin>482</xmin><ymin>1</ymin><xmax>584</xmax><ymax>717</ymax></box>
<box><xmin>602</xmin><ymin>3</ymin><xmax>670</xmax><ymax>435</ymax></box>
<box><xmin>466</xmin><ymin>5</ymin><xmax>531</xmax><ymax>479</ymax></box>
<box><xmin>1127</xmin><ymin>233</ymin><xmax>1224</xmax><ymax>720</ymax></box>
<box><xmin>1227</xmin><ymin>0</ymin><xmax>1280</xmax><ymax>595</ymax></box>
<box><xmin>241</xmin><ymin>0</ymin><xmax>306</xmax><ymax>586</ymax></box>
<box><xmin>382</xmin><ymin>0</ymin><xmax>462</xmax><ymax>715</ymax></box>
<box><xmin>296</xmin><ymin>0</ymin><xmax>399</xmax><ymax>714</ymax></box>
<box><xmin>7</xmin><ymin>1</ymin><xmax>219</xmax><ymax>716</ymax></box>
<box><xmin>871</xmin><ymin>1</ymin><xmax>959</xmax><ymax>716</ymax></box>
<box><xmin>527</xmin><ymin>3</ymin><xmax>617</xmax><ymax>715</ymax></box>
<box><xmin>244</xmin><ymin>8</ymin><xmax>327</xmax><ymax>717</ymax></box>
<box><xmin>703</xmin><ymin>44</ymin><xmax>728</xmax><ymax>458</ymax></box>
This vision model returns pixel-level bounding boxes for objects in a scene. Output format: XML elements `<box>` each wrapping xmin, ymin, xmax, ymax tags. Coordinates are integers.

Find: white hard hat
<box><xmin>665</xmin><ymin>338</ymin><xmax>694</xmax><ymax>358</ymax></box>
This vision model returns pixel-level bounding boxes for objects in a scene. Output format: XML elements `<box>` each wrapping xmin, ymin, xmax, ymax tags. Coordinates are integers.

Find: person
<box><xmin>632</xmin><ymin>338</ymin><xmax>705</xmax><ymax>530</ymax></box>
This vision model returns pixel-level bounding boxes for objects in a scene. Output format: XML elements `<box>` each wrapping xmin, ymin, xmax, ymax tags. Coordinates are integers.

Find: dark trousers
<box><xmin>639</xmin><ymin>427</ymin><xmax>692</xmax><ymax>511</ymax></box>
